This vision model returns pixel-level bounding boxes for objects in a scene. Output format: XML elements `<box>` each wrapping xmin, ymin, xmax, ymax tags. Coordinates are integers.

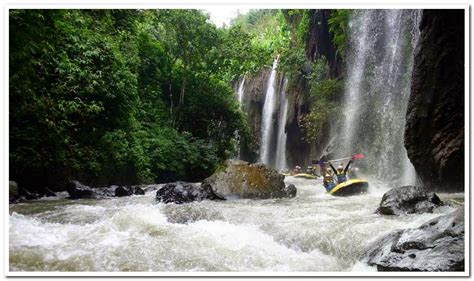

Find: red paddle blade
<box><xmin>352</xmin><ymin>153</ymin><xmax>364</xmax><ymax>159</ymax></box>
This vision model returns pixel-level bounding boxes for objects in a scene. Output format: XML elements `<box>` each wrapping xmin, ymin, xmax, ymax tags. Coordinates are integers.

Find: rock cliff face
<box><xmin>285</xmin><ymin>9</ymin><xmax>343</xmax><ymax>168</ymax></box>
<box><xmin>405</xmin><ymin>10</ymin><xmax>464</xmax><ymax>192</ymax></box>
<box><xmin>305</xmin><ymin>9</ymin><xmax>341</xmax><ymax>78</ymax></box>
<box><xmin>238</xmin><ymin>70</ymin><xmax>270</xmax><ymax>163</ymax></box>
<box><xmin>285</xmin><ymin>76</ymin><xmax>311</xmax><ymax>168</ymax></box>
<box><xmin>286</xmin><ymin>9</ymin><xmax>343</xmax><ymax>167</ymax></box>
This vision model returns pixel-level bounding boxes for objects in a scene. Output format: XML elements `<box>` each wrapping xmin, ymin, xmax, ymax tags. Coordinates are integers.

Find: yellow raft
<box><xmin>328</xmin><ymin>179</ymin><xmax>369</xmax><ymax>196</ymax></box>
<box><xmin>279</xmin><ymin>173</ymin><xmax>318</xmax><ymax>179</ymax></box>
<box><xmin>293</xmin><ymin>173</ymin><xmax>318</xmax><ymax>179</ymax></box>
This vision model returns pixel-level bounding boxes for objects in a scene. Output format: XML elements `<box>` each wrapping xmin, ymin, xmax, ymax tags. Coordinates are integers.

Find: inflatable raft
<box><xmin>328</xmin><ymin>179</ymin><xmax>369</xmax><ymax>196</ymax></box>
<box><xmin>279</xmin><ymin>173</ymin><xmax>318</xmax><ymax>179</ymax></box>
<box><xmin>293</xmin><ymin>173</ymin><xmax>318</xmax><ymax>179</ymax></box>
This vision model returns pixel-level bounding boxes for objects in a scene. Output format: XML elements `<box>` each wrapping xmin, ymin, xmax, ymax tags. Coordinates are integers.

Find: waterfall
<box><xmin>260</xmin><ymin>58</ymin><xmax>279</xmax><ymax>165</ymax></box>
<box><xmin>237</xmin><ymin>77</ymin><xmax>246</xmax><ymax>105</ymax></box>
<box><xmin>234</xmin><ymin>77</ymin><xmax>246</xmax><ymax>159</ymax></box>
<box><xmin>337</xmin><ymin>10</ymin><xmax>421</xmax><ymax>185</ymax></box>
<box><xmin>275</xmin><ymin>78</ymin><xmax>288</xmax><ymax>171</ymax></box>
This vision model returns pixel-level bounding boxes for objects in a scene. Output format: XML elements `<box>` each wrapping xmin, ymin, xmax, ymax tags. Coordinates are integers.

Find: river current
<box><xmin>9</xmin><ymin>177</ymin><xmax>461</xmax><ymax>272</ymax></box>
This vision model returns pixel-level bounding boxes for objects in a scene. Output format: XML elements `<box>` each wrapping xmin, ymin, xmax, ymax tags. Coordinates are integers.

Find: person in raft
<box><xmin>323</xmin><ymin>168</ymin><xmax>336</xmax><ymax>191</ymax></box>
<box><xmin>330</xmin><ymin>159</ymin><xmax>353</xmax><ymax>184</ymax></box>
<box><xmin>292</xmin><ymin>165</ymin><xmax>302</xmax><ymax>175</ymax></box>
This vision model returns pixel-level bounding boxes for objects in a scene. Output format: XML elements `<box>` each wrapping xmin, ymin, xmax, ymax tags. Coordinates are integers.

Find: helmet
<box><xmin>337</xmin><ymin>164</ymin><xmax>344</xmax><ymax>171</ymax></box>
<box><xmin>326</xmin><ymin>168</ymin><xmax>332</xmax><ymax>173</ymax></box>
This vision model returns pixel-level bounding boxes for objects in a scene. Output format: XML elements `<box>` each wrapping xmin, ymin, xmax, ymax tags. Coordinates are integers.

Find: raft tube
<box><xmin>293</xmin><ymin>173</ymin><xmax>318</xmax><ymax>179</ymax></box>
<box><xmin>329</xmin><ymin>179</ymin><xmax>369</xmax><ymax>196</ymax></box>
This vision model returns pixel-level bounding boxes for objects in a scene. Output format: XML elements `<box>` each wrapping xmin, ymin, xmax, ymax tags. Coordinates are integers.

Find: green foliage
<box><xmin>328</xmin><ymin>10</ymin><xmax>351</xmax><ymax>58</ymax></box>
<box><xmin>280</xmin><ymin>9</ymin><xmax>310</xmax><ymax>46</ymax></box>
<box><xmin>214</xmin><ymin>24</ymin><xmax>272</xmax><ymax>81</ymax></box>
<box><xmin>9</xmin><ymin>9</ymin><xmax>250</xmax><ymax>190</ymax></box>
<box><xmin>230</xmin><ymin>10</ymin><xmax>290</xmax><ymax>61</ymax></box>
<box><xmin>300</xmin><ymin>57</ymin><xmax>344</xmax><ymax>142</ymax></box>
<box><xmin>277</xmin><ymin>9</ymin><xmax>313</xmax><ymax>86</ymax></box>
<box><xmin>297</xmin><ymin>10</ymin><xmax>311</xmax><ymax>44</ymax></box>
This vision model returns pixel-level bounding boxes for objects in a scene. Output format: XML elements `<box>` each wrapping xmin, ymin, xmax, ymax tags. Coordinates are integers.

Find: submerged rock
<box><xmin>66</xmin><ymin>180</ymin><xmax>98</xmax><ymax>199</ymax></box>
<box><xmin>96</xmin><ymin>185</ymin><xmax>117</xmax><ymax>197</ymax></box>
<box><xmin>114</xmin><ymin>186</ymin><xmax>145</xmax><ymax>197</ymax></box>
<box><xmin>156</xmin><ymin>181</ymin><xmax>224</xmax><ymax>204</ymax></box>
<box><xmin>9</xmin><ymin>181</ymin><xmax>54</xmax><ymax>203</ymax></box>
<box><xmin>114</xmin><ymin>186</ymin><xmax>131</xmax><ymax>197</ymax></box>
<box><xmin>285</xmin><ymin>184</ymin><xmax>297</xmax><ymax>198</ymax></box>
<box><xmin>362</xmin><ymin>208</ymin><xmax>464</xmax><ymax>271</ymax></box>
<box><xmin>39</xmin><ymin>187</ymin><xmax>56</xmax><ymax>197</ymax></box>
<box><xmin>202</xmin><ymin>159</ymin><xmax>296</xmax><ymax>199</ymax></box>
<box><xmin>377</xmin><ymin>186</ymin><xmax>443</xmax><ymax>215</ymax></box>
<box><xmin>133</xmin><ymin>186</ymin><xmax>145</xmax><ymax>195</ymax></box>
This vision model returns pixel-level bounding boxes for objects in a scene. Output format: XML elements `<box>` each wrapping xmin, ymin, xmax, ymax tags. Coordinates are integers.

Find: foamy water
<box><xmin>9</xmin><ymin>177</ymin><xmax>459</xmax><ymax>272</ymax></box>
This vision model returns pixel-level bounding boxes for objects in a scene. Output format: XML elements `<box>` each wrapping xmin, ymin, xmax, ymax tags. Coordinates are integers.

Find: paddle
<box><xmin>313</xmin><ymin>153</ymin><xmax>364</xmax><ymax>164</ymax></box>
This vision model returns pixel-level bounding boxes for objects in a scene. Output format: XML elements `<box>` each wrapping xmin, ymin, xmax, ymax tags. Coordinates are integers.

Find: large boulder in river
<box><xmin>66</xmin><ymin>180</ymin><xmax>98</xmax><ymax>199</ymax></box>
<box><xmin>361</xmin><ymin>208</ymin><xmax>464</xmax><ymax>271</ymax></box>
<box><xmin>156</xmin><ymin>181</ymin><xmax>224</xmax><ymax>204</ymax></box>
<box><xmin>404</xmin><ymin>10</ymin><xmax>464</xmax><ymax>192</ymax></box>
<box><xmin>202</xmin><ymin>160</ymin><xmax>296</xmax><ymax>199</ymax></box>
<box><xmin>377</xmin><ymin>186</ymin><xmax>443</xmax><ymax>215</ymax></box>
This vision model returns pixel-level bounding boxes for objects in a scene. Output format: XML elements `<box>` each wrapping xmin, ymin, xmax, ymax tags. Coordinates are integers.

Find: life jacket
<box><xmin>324</xmin><ymin>182</ymin><xmax>336</xmax><ymax>191</ymax></box>
<box><xmin>336</xmin><ymin>171</ymin><xmax>347</xmax><ymax>183</ymax></box>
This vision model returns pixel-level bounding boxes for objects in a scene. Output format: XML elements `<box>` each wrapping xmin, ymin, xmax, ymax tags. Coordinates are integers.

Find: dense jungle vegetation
<box><xmin>9</xmin><ymin>9</ymin><xmax>349</xmax><ymax>190</ymax></box>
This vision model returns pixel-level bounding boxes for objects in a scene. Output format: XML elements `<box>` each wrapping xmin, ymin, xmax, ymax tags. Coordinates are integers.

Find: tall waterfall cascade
<box><xmin>336</xmin><ymin>9</ymin><xmax>422</xmax><ymax>185</ymax></box>
<box><xmin>275</xmin><ymin>79</ymin><xmax>289</xmax><ymax>170</ymax></box>
<box><xmin>260</xmin><ymin>58</ymin><xmax>279</xmax><ymax>166</ymax></box>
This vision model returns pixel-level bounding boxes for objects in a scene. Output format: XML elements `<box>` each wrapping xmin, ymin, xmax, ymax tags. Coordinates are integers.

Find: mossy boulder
<box><xmin>202</xmin><ymin>159</ymin><xmax>297</xmax><ymax>199</ymax></box>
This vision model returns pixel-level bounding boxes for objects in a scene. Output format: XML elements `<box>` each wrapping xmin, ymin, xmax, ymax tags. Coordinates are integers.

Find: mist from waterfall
<box><xmin>275</xmin><ymin>78</ymin><xmax>289</xmax><ymax>170</ymax></box>
<box><xmin>337</xmin><ymin>10</ymin><xmax>422</xmax><ymax>186</ymax></box>
<box><xmin>260</xmin><ymin>58</ymin><xmax>279</xmax><ymax>166</ymax></box>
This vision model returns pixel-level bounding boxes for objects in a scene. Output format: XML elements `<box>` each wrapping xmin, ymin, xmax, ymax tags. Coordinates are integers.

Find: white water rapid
<box><xmin>9</xmin><ymin>179</ymin><xmax>459</xmax><ymax>272</ymax></box>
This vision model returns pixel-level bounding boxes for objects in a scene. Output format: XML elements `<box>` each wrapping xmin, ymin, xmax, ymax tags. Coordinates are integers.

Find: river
<box><xmin>9</xmin><ymin>177</ymin><xmax>462</xmax><ymax>272</ymax></box>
